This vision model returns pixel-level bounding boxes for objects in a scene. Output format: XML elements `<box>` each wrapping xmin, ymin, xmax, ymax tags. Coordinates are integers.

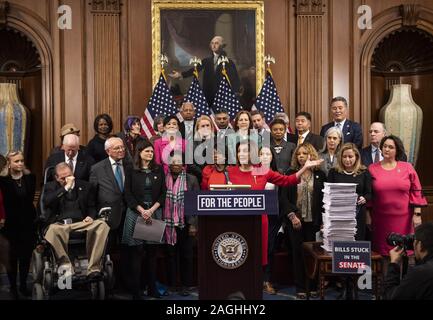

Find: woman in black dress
<box><xmin>327</xmin><ymin>143</ymin><xmax>372</xmax><ymax>240</ymax></box>
<box><xmin>122</xmin><ymin>140</ymin><xmax>166</xmax><ymax>299</ymax></box>
<box><xmin>87</xmin><ymin>114</ymin><xmax>113</xmax><ymax>163</ymax></box>
<box><xmin>283</xmin><ymin>142</ymin><xmax>326</xmax><ymax>298</ymax></box>
<box><xmin>0</xmin><ymin>151</ymin><xmax>37</xmax><ymax>299</ymax></box>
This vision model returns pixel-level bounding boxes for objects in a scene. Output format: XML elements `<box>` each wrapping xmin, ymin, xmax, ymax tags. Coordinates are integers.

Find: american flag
<box><xmin>212</xmin><ymin>73</ymin><xmax>241</xmax><ymax>120</ymax></box>
<box><xmin>141</xmin><ymin>73</ymin><xmax>178</xmax><ymax>139</ymax></box>
<box><xmin>185</xmin><ymin>76</ymin><xmax>212</xmax><ymax>117</ymax></box>
<box><xmin>255</xmin><ymin>71</ymin><xmax>285</xmax><ymax>123</ymax></box>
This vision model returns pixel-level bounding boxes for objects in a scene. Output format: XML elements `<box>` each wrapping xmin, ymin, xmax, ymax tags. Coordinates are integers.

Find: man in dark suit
<box><xmin>169</xmin><ymin>36</ymin><xmax>240</xmax><ymax>106</ymax></box>
<box><xmin>361</xmin><ymin>122</ymin><xmax>407</xmax><ymax>166</ymax></box>
<box><xmin>288</xmin><ymin>111</ymin><xmax>324</xmax><ymax>152</ymax></box>
<box><xmin>361</xmin><ymin>122</ymin><xmax>387</xmax><ymax>167</ymax></box>
<box><xmin>178</xmin><ymin>101</ymin><xmax>196</xmax><ymax>140</ymax></box>
<box><xmin>251</xmin><ymin>110</ymin><xmax>271</xmax><ymax>146</ymax></box>
<box><xmin>45</xmin><ymin>134</ymin><xmax>95</xmax><ymax>181</ymax></box>
<box><xmin>320</xmin><ymin>96</ymin><xmax>363</xmax><ymax>149</ymax></box>
<box><xmin>43</xmin><ymin>162</ymin><xmax>109</xmax><ymax>278</ymax></box>
<box><xmin>214</xmin><ymin>108</ymin><xmax>234</xmax><ymax>140</ymax></box>
<box><xmin>89</xmin><ymin>137</ymin><xmax>131</xmax><ymax>233</ymax></box>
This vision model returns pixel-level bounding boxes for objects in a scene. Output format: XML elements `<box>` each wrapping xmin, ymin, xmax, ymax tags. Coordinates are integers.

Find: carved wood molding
<box><xmin>92</xmin><ymin>6</ymin><xmax>122</xmax><ymax>132</ymax></box>
<box><xmin>296</xmin><ymin>0</ymin><xmax>325</xmax><ymax>16</ymax></box>
<box><xmin>399</xmin><ymin>4</ymin><xmax>420</xmax><ymax>27</ymax></box>
<box><xmin>0</xmin><ymin>1</ymin><xmax>10</xmax><ymax>26</ymax></box>
<box><xmin>90</xmin><ymin>0</ymin><xmax>121</xmax><ymax>14</ymax></box>
<box><xmin>296</xmin><ymin>5</ymin><xmax>326</xmax><ymax>133</ymax></box>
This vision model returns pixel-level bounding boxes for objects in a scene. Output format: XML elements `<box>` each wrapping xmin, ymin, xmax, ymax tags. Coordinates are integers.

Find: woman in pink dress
<box><xmin>154</xmin><ymin>115</ymin><xmax>187</xmax><ymax>174</ymax></box>
<box><xmin>367</xmin><ymin>135</ymin><xmax>427</xmax><ymax>256</ymax></box>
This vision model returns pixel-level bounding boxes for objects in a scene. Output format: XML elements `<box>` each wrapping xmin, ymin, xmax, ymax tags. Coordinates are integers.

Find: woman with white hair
<box><xmin>319</xmin><ymin>126</ymin><xmax>343</xmax><ymax>176</ymax></box>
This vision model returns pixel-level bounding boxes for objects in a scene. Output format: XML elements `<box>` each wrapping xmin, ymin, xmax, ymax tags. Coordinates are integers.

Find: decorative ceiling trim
<box><xmin>296</xmin><ymin>0</ymin><xmax>325</xmax><ymax>16</ymax></box>
<box><xmin>371</xmin><ymin>28</ymin><xmax>433</xmax><ymax>75</ymax></box>
<box><xmin>90</xmin><ymin>0</ymin><xmax>121</xmax><ymax>14</ymax></box>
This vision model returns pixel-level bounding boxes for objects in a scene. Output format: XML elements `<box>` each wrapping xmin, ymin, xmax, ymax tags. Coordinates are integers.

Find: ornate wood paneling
<box><xmin>90</xmin><ymin>0</ymin><xmax>122</xmax><ymax>132</ymax></box>
<box><xmin>295</xmin><ymin>0</ymin><xmax>327</xmax><ymax>133</ymax></box>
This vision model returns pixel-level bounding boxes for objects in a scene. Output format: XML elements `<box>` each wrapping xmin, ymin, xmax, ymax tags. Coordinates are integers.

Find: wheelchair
<box><xmin>31</xmin><ymin>167</ymin><xmax>114</xmax><ymax>300</ymax></box>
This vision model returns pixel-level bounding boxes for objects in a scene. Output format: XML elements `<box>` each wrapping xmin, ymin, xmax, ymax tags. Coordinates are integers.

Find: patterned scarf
<box><xmin>297</xmin><ymin>173</ymin><xmax>313</xmax><ymax>222</ymax></box>
<box><xmin>163</xmin><ymin>170</ymin><xmax>187</xmax><ymax>245</ymax></box>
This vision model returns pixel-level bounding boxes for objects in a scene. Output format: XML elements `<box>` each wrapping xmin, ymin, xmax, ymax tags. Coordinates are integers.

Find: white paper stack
<box><xmin>321</xmin><ymin>183</ymin><xmax>358</xmax><ymax>251</ymax></box>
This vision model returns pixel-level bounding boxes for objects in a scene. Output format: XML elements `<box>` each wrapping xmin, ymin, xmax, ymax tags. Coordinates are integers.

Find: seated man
<box><xmin>384</xmin><ymin>222</ymin><xmax>433</xmax><ymax>299</ymax></box>
<box><xmin>43</xmin><ymin>162</ymin><xmax>110</xmax><ymax>278</ymax></box>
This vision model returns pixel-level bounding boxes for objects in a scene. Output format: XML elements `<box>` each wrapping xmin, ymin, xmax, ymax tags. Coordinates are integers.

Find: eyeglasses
<box><xmin>111</xmin><ymin>146</ymin><xmax>126</xmax><ymax>151</ymax></box>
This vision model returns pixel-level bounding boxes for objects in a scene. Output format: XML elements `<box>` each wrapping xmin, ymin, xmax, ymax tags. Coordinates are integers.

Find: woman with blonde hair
<box><xmin>194</xmin><ymin>115</ymin><xmax>215</xmax><ymax>141</ymax></box>
<box><xmin>328</xmin><ymin>143</ymin><xmax>372</xmax><ymax>240</ymax></box>
<box><xmin>283</xmin><ymin>142</ymin><xmax>326</xmax><ymax>299</ymax></box>
<box><xmin>0</xmin><ymin>151</ymin><xmax>37</xmax><ymax>299</ymax></box>
<box><xmin>319</xmin><ymin>126</ymin><xmax>343</xmax><ymax>175</ymax></box>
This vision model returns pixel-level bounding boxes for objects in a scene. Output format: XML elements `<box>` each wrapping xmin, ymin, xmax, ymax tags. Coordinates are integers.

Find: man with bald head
<box><xmin>361</xmin><ymin>122</ymin><xmax>407</xmax><ymax>166</ymax></box>
<box><xmin>179</xmin><ymin>101</ymin><xmax>196</xmax><ymax>140</ymax></box>
<box><xmin>169</xmin><ymin>35</ymin><xmax>240</xmax><ymax>106</ymax></box>
<box><xmin>45</xmin><ymin>133</ymin><xmax>95</xmax><ymax>181</ymax></box>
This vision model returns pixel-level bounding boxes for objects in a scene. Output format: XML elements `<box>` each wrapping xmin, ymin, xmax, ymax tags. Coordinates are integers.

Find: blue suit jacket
<box><xmin>320</xmin><ymin>119</ymin><xmax>363</xmax><ymax>150</ymax></box>
<box><xmin>361</xmin><ymin>145</ymin><xmax>373</xmax><ymax>167</ymax></box>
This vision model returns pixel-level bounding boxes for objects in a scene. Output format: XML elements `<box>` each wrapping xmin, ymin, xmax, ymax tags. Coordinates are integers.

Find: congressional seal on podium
<box><xmin>212</xmin><ymin>232</ymin><xmax>248</xmax><ymax>269</ymax></box>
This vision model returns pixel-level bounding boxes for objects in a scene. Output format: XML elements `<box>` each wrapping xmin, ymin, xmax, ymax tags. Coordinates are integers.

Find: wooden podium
<box><xmin>185</xmin><ymin>187</ymin><xmax>278</xmax><ymax>300</ymax></box>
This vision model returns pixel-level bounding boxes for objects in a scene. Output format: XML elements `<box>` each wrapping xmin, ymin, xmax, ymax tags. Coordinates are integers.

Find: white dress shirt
<box><xmin>65</xmin><ymin>153</ymin><xmax>78</xmax><ymax>173</ymax></box>
<box><xmin>109</xmin><ymin>157</ymin><xmax>125</xmax><ymax>184</ymax></box>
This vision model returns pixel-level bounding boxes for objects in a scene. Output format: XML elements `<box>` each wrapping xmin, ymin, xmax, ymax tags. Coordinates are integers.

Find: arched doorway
<box><xmin>357</xmin><ymin>5</ymin><xmax>433</xmax><ymax>222</ymax></box>
<box><xmin>1</xmin><ymin>3</ymin><xmax>54</xmax><ymax>187</ymax></box>
<box><xmin>0</xmin><ymin>28</ymin><xmax>43</xmax><ymax>185</ymax></box>
<box><xmin>370</xmin><ymin>28</ymin><xmax>433</xmax><ymax>187</ymax></box>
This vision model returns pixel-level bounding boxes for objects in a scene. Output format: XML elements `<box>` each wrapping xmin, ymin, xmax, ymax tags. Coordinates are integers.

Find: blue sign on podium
<box><xmin>184</xmin><ymin>190</ymin><xmax>279</xmax><ymax>216</ymax></box>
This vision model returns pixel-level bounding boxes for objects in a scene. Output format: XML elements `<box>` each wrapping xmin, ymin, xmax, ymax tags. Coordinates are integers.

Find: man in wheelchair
<box><xmin>42</xmin><ymin>162</ymin><xmax>110</xmax><ymax>279</ymax></box>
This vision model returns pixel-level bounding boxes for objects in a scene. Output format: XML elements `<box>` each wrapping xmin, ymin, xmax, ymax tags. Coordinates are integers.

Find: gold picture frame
<box><xmin>151</xmin><ymin>0</ymin><xmax>265</xmax><ymax>108</ymax></box>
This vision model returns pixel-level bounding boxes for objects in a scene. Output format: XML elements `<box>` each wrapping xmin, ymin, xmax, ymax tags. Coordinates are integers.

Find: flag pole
<box><xmin>160</xmin><ymin>54</ymin><xmax>168</xmax><ymax>81</ymax></box>
<box><xmin>217</xmin><ymin>56</ymin><xmax>231</xmax><ymax>87</ymax></box>
<box><xmin>264</xmin><ymin>54</ymin><xmax>276</xmax><ymax>77</ymax></box>
<box><xmin>189</xmin><ymin>57</ymin><xmax>202</xmax><ymax>79</ymax></box>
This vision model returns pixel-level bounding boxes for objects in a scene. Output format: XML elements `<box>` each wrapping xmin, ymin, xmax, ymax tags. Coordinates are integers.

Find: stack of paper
<box><xmin>321</xmin><ymin>183</ymin><xmax>358</xmax><ymax>251</ymax></box>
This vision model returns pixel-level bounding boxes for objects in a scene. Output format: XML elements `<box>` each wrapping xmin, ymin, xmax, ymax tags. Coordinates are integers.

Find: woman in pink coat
<box><xmin>154</xmin><ymin>115</ymin><xmax>187</xmax><ymax>174</ymax></box>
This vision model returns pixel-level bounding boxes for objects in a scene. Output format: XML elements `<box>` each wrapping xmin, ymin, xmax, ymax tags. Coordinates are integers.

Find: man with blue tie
<box><xmin>320</xmin><ymin>96</ymin><xmax>363</xmax><ymax>150</ymax></box>
<box><xmin>90</xmin><ymin>137</ymin><xmax>132</xmax><ymax>290</ymax></box>
<box><xmin>90</xmin><ymin>137</ymin><xmax>131</xmax><ymax>233</ymax></box>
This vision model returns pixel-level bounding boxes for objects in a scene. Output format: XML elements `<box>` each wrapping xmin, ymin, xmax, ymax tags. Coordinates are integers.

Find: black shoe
<box><xmin>87</xmin><ymin>271</ymin><xmax>102</xmax><ymax>280</ymax></box>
